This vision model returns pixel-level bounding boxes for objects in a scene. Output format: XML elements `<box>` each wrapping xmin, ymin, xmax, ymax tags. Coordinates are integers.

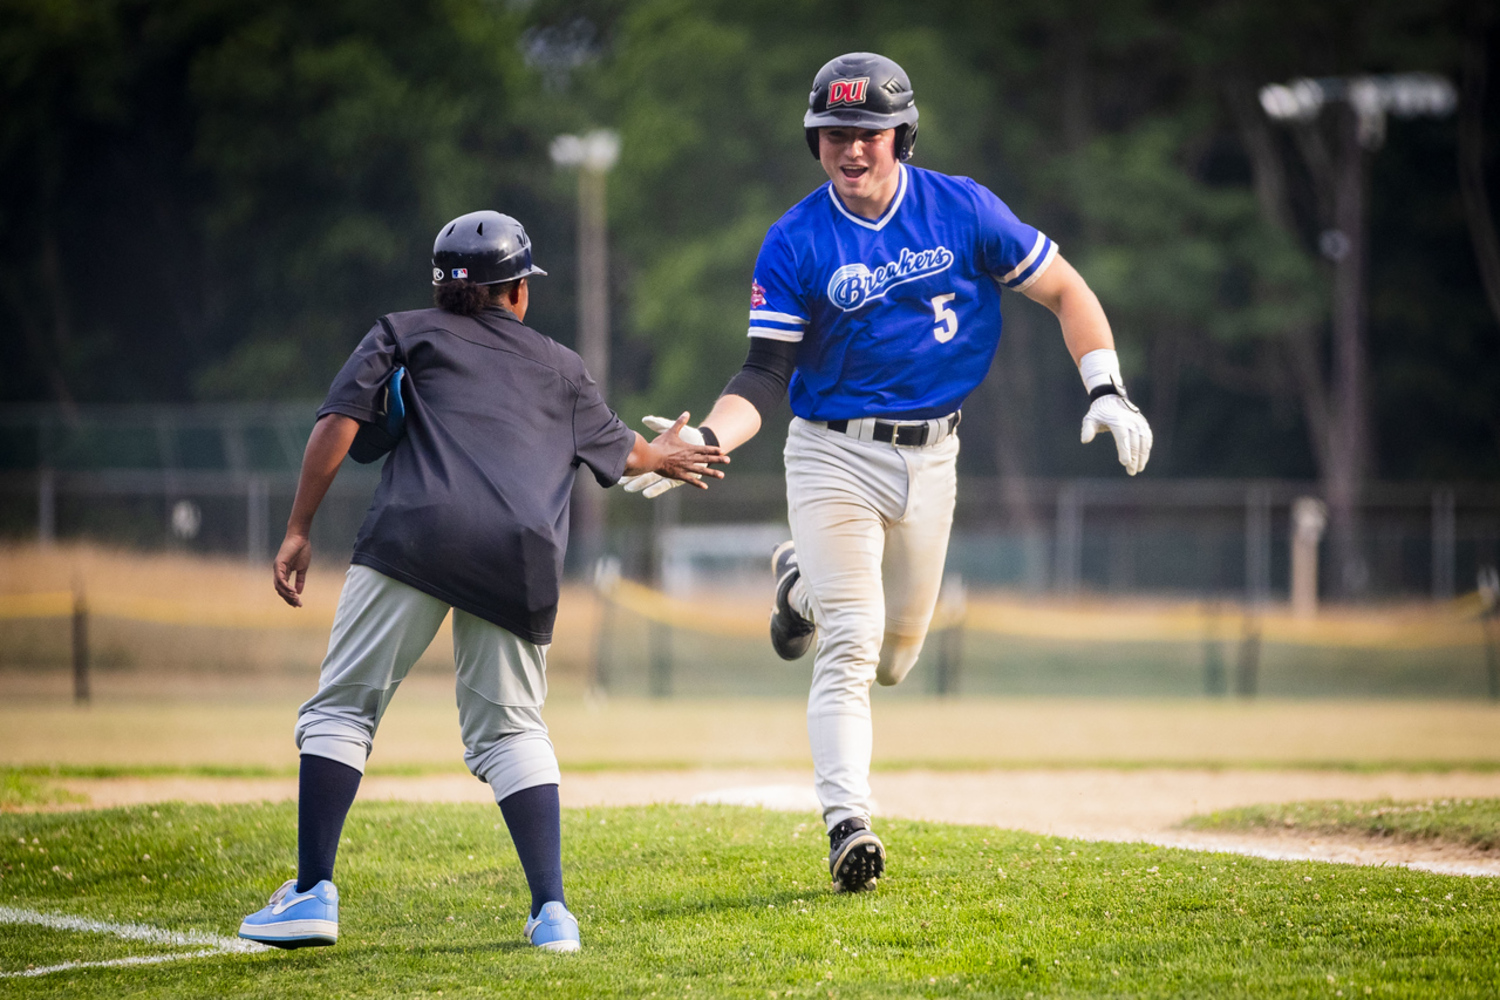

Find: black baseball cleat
<box><xmin>828</xmin><ymin>818</ymin><xmax>885</xmax><ymax>892</ymax></box>
<box><xmin>770</xmin><ymin>541</ymin><xmax>816</xmax><ymax>660</ymax></box>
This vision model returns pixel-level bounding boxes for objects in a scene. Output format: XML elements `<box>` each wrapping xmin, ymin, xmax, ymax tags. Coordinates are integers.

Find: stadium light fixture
<box><xmin>1259</xmin><ymin>73</ymin><xmax>1456</xmax><ymax>149</ymax></box>
<box><xmin>549</xmin><ymin>129</ymin><xmax>620</xmax><ymax>172</ymax></box>
<box><xmin>1258</xmin><ymin>72</ymin><xmax>1456</xmax><ymax>600</ymax></box>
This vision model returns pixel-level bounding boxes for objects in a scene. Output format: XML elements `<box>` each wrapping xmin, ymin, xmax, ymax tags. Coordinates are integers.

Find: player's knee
<box><xmin>295</xmin><ymin>724</ymin><xmax>372</xmax><ymax>774</ymax></box>
<box><xmin>465</xmin><ymin>728</ymin><xmax>559</xmax><ymax>798</ymax></box>
<box><xmin>875</xmin><ymin>630</ymin><xmax>926</xmax><ymax>687</ymax></box>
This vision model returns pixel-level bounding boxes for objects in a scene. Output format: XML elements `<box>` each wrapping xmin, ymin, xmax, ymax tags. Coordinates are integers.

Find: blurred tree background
<box><xmin>3</xmin><ymin>0</ymin><xmax>1497</xmax><ymax>485</ymax></box>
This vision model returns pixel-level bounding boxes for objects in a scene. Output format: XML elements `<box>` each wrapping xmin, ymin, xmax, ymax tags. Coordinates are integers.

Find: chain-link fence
<box><xmin>4</xmin><ymin>405</ymin><xmax>1499</xmax><ymax>604</ymax></box>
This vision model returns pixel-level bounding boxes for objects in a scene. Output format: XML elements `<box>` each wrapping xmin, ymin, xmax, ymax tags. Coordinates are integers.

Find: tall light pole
<box><xmin>551</xmin><ymin>129</ymin><xmax>620</xmax><ymax>572</ymax></box>
<box><xmin>1259</xmin><ymin>74</ymin><xmax>1455</xmax><ymax>599</ymax></box>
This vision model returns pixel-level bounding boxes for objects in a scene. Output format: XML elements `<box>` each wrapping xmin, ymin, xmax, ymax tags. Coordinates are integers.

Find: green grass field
<box><xmin>0</xmin><ymin>773</ymin><xmax>82</xmax><ymax>812</ymax></box>
<box><xmin>1184</xmin><ymin>798</ymin><xmax>1500</xmax><ymax>852</ymax></box>
<box><xmin>3</xmin><ymin>802</ymin><xmax>1499</xmax><ymax>998</ymax></box>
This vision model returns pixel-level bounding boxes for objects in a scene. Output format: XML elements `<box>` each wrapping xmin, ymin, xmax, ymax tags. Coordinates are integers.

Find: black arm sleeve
<box><xmin>720</xmin><ymin>337</ymin><xmax>797</xmax><ymax>420</ymax></box>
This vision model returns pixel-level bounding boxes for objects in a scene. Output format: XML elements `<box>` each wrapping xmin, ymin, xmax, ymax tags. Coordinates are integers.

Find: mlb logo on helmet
<box><xmin>827</xmin><ymin>78</ymin><xmax>869</xmax><ymax>107</ymax></box>
<box><xmin>452</xmin><ymin>268</ymin><xmax>468</xmax><ymax>279</ymax></box>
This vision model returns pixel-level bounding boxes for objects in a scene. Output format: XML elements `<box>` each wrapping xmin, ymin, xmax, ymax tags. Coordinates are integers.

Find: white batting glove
<box><xmin>1077</xmin><ymin>348</ymin><xmax>1153</xmax><ymax>476</ymax></box>
<box><xmin>1081</xmin><ymin>393</ymin><xmax>1152</xmax><ymax>475</ymax></box>
<box><xmin>618</xmin><ymin>414</ymin><xmax>705</xmax><ymax>499</ymax></box>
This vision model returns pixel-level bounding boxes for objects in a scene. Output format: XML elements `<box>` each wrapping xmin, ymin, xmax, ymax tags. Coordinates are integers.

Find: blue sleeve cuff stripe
<box><xmin>998</xmin><ymin>232</ymin><xmax>1051</xmax><ymax>287</ymax></box>
<box><xmin>1009</xmin><ymin>240</ymin><xmax>1058</xmax><ymax>291</ymax></box>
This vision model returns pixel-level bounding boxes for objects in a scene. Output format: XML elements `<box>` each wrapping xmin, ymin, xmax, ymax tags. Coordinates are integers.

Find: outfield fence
<box><xmin>4</xmin><ymin>467</ymin><xmax>1500</xmax><ymax>603</ymax></box>
<box><xmin>589</xmin><ymin>571</ymin><xmax>1500</xmax><ymax>701</ymax></box>
<box><xmin>4</xmin><ymin>404</ymin><xmax>1500</xmax><ymax>602</ymax></box>
<box><xmin>4</xmin><ymin>404</ymin><xmax>1500</xmax><ymax>701</ymax></box>
<box><xmin>6</xmin><ymin>572</ymin><xmax>1495</xmax><ymax>703</ymax></box>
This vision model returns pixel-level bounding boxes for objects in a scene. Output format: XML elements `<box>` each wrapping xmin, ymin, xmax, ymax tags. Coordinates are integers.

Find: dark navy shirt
<box><xmin>317</xmin><ymin>305</ymin><xmax>634</xmax><ymax>644</ymax></box>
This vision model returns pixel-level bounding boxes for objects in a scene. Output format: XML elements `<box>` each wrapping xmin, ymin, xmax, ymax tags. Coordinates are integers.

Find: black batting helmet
<box><xmin>803</xmin><ymin>52</ymin><xmax>919</xmax><ymax>161</ymax></box>
<box><xmin>431</xmin><ymin>211</ymin><xmax>547</xmax><ymax>286</ymax></box>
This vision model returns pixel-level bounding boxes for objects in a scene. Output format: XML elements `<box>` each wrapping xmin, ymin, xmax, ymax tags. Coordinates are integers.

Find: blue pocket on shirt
<box><xmin>348</xmin><ymin>366</ymin><xmax>408</xmax><ymax>464</ymax></box>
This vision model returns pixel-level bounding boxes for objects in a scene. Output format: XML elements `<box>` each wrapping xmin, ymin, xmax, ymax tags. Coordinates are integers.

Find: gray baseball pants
<box><xmin>295</xmin><ymin>565</ymin><xmax>560</xmax><ymax>802</ymax></box>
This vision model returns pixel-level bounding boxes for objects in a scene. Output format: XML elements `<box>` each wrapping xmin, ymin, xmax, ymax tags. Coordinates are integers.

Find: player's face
<box><xmin>818</xmin><ymin>127</ymin><xmax>899</xmax><ymax>211</ymax></box>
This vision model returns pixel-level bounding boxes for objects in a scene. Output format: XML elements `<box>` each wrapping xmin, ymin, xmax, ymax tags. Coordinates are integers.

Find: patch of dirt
<box><xmin>39</xmin><ymin>767</ymin><xmax>1500</xmax><ymax>877</ymax></box>
<box><xmin>864</xmin><ymin>768</ymin><xmax>1500</xmax><ymax>876</ymax></box>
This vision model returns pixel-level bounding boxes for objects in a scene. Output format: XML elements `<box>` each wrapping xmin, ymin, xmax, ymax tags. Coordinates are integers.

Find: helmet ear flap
<box><xmin>805</xmin><ymin>128</ymin><xmax>821</xmax><ymax>160</ymax></box>
<box><xmin>896</xmin><ymin>123</ymin><xmax>918</xmax><ymax>162</ymax></box>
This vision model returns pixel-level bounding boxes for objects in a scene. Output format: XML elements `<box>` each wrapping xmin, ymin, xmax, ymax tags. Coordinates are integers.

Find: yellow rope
<box><xmin>88</xmin><ymin>595</ymin><xmax>330</xmax><ymax>629</ymax></box>
<box><xmin>0</xmin><ymin>582</ymin><xmax>1488</xmax><ymax>650</ymax></box>
<box><xmin>0</xmin><ymin>592</ymin><xmax>73</xmax><ymax>620</ymax></box>
<box><xmin>605</xmin><ymin>578</ymin><xmax>767</xmax><ymax>638</ymax></box>
<box><xmin>0</xmin><ymin>592</ymin><xmax>328</xmax><ymax>629</ymax></box>
<box><xmin>597</xmin><ymin>581</ymin><xmax>1489</xmax><ymax>651</ymax></box>
<box><xmin>961</xmin><ymin>600</ymin><xmax>1482</xmax><ymax>650</ymax></box>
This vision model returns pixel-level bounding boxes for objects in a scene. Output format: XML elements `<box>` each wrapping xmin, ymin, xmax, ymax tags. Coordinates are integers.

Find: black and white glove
<box><xmin>1078</xmin><ymin>349</ymin><xmax>1152</xmax><ymax>476</ymax></box>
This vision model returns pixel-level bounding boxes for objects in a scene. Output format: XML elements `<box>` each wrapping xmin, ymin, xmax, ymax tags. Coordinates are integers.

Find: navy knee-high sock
<box><xmin>296</xmin><ymin>754</ymin><xmax>362</xmax><ymax>892</ymax></box>
<box><xmin>498</xmin><ymin>783</ymin><xmax>565</xmax><ymax>918</ymax></box>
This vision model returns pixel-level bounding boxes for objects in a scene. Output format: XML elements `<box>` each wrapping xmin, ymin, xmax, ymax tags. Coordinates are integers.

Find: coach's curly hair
<box><xmin>433</xmin><ymin>279</ymin><xmax>515</xmax><ymax>317</ymax></box>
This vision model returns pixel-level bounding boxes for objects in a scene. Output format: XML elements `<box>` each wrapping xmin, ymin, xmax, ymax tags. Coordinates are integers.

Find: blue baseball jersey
<box><xmin>748</xmin><ymin>164</ymin><xmax>1056</xmax><ymax>420</ymax></box>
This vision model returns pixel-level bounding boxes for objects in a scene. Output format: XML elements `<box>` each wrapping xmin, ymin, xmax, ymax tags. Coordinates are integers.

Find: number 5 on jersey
<box><xmin>931</xmin><ymin>293</ymin><xmax>958</xmax><ymax>343</ymax></box>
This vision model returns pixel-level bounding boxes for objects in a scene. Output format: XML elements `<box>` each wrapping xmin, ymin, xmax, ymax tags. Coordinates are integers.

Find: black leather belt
<box><xmin>823</xmin><ymin>411</ymin><xmax>961</xmax><ymax>447</ymax></box>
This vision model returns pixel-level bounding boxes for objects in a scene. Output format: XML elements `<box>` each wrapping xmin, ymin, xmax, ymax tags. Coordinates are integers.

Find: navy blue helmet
<box><xmin>432</xmin><ymin>211</ymin><xmax>547</xmax><ymax>286</ymax></box>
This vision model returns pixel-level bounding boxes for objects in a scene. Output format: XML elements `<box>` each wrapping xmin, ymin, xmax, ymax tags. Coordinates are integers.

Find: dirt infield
<box><xmin>38</xmin><ymin>767</ymin><xmax>1500</xmax><ymax>878</ymax></box>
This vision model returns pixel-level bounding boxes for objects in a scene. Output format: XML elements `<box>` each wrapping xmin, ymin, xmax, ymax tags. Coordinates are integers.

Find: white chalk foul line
<box><xmin>0</xmin><ymin>950</ymin><xmax>227</xmax><ymax>979</ymax></box>
<box><xmin>0</xmin><ymin>906</ymin><xmax>268</xmax><ymax>979</ymax></box>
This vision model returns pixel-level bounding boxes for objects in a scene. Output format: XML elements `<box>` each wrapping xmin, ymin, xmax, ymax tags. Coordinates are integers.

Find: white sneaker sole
<box><xmin>238</xmin><ymin>918</ymin><xmax>338</xmax><ymax>944</ymax></box>
<box><xmin>534</xmin><ymin>938</ymin><xmax>581</xmax><ymax>953</ymax></box>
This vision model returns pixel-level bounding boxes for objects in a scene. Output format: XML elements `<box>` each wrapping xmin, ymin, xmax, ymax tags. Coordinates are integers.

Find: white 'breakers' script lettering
<box><xmin>826</xmin><ymin>246</ymin><xmax>956</xmax><ymax>312</ymax></box>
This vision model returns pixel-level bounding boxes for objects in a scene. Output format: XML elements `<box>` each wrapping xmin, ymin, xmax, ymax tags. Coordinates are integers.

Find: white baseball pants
<box><xmin>295</xmin><ymin>564</ymin><xmax>561</xmax><ymax>802</ymax></box>
<box><xmin>783</xmin><ymin>416</ymin><xmax>959</xmax><ymax>830</ymax></box>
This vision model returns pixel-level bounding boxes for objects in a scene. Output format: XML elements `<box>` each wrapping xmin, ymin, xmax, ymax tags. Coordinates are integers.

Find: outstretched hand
<box><xmin>620</xmin><ymin>412</ymin><xmax>728</xmax><ymax>497</ymax></box>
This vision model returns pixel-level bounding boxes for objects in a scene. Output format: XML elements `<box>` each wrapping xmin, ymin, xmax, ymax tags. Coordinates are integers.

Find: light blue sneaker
<box><xmin>238</xmin><ymin>878</ymin><xmax>339</xmax><ymax>949</ymax></box>
<box><xmin>523</xmin><ymin>900</ymin><xmax>581</xmax><ymax>952</ymax></box>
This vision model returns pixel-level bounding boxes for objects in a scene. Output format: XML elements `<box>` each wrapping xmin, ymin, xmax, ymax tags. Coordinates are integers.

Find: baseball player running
<box><xmin>624</xmin><ymin>53</ymin><xmax>1151</xmax><ymax>891</ymax></box>
<box><xmin>237</xmin><ymin>211</ymin><xmax>726</xmax><ymax>952</ymax></box>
